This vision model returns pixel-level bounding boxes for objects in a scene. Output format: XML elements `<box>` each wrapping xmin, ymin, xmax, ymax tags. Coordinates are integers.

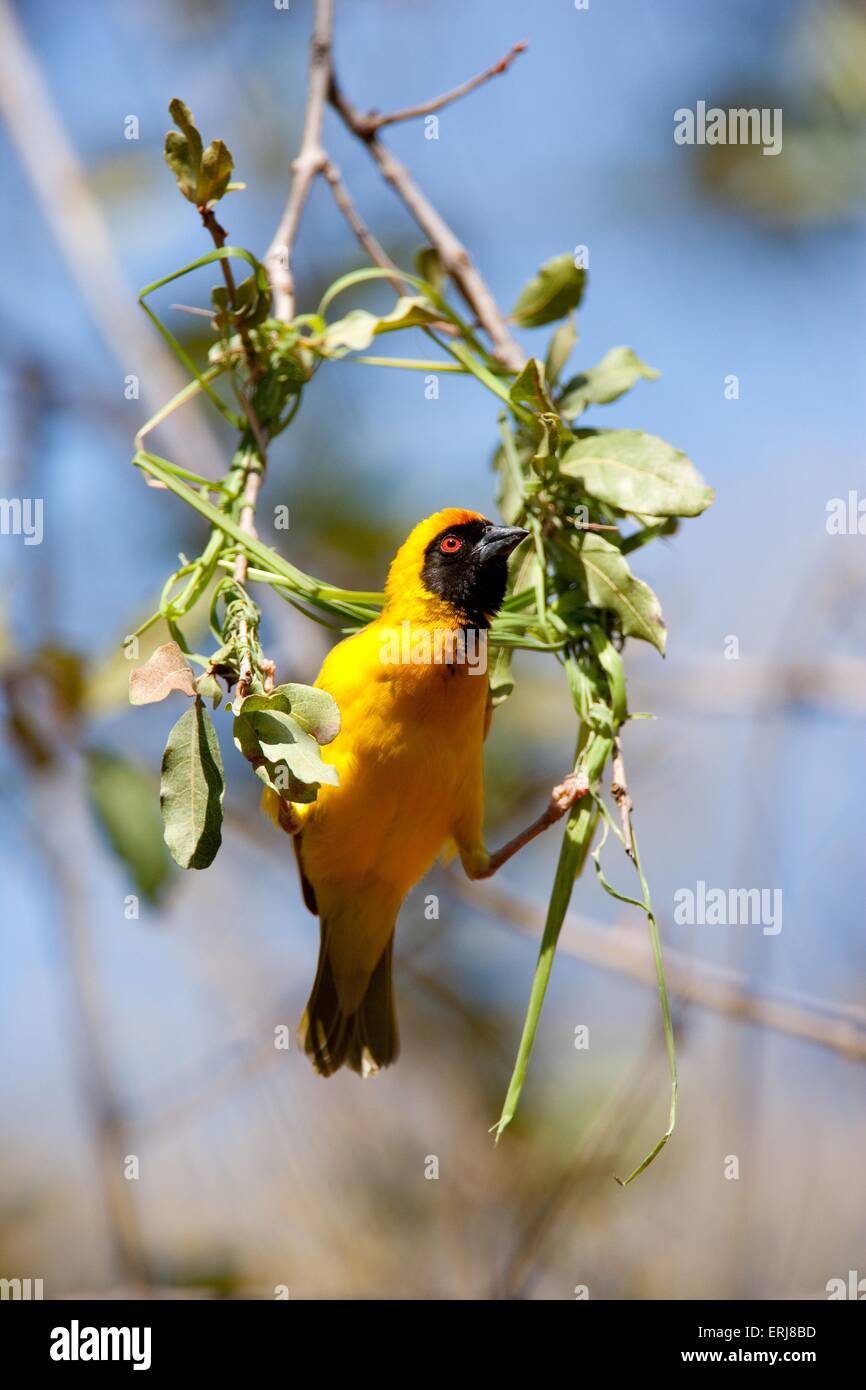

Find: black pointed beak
<box><xmin>475</xmin><ymin>525</ymin><xmax>529</xmax><ymax>563</ymax></box>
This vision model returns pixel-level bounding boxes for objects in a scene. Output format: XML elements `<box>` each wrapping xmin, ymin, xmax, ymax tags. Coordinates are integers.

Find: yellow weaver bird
<box><xmin>269</xmin><ymin>508</ymin><xmax>587</xmax><ymax>1076</ymax></box>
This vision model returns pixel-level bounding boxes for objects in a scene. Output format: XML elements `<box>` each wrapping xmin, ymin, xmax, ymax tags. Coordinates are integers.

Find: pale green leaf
<box><xmin>198</xmin><ymin>138</ymin><xmax>234</xmax><ymax>205</ymax></box>
<box><xmin>269</xmin><ymin>683</ymin><xmax>340</xmax><ymax>743</ymax></box>
<box><xmin>512</xmin><ymin>254</ymin><xmax>586</xmax><ymax>328</ymax></box>
<box><xmin>164</xmin><ymin>132</ymin><xmax>198</xmax><ymax>202</ymax></box>
<box><xmin>509</xmin><ymin>357</ymin><xmax>554</xmax><ymax>413</ymax></box>
<box><xmin>164</xmin><ymin>98</ymin><xmax>203</xmax><ymax>202</ymax></box>
<box><xmin>160</xmin><ymin>699</ymin><xmax>225</xmax><ymax>869</ymax></box>
<box><xmin>559</xmin><ymin>346</ymin><xmax>659</xmax><ymax>419</ymax></box>
<box><xmin>560</xmin><ymin>429</ymin><xmax>714</xmax><ymax>518</ymax></box>
<box><xmin>323</xmin><ymin>297</ymin><xmax>440</xmax><ymax>355</ymax></box>
<box><xmin>414</xmin><ymin>246</ymin><xmax>445</xmax><ymax>296</ymax></box>
<box><xmin>571</xmin><ymin>532</ymin><xmax>667</xmax><ymax>653</ymax></box>
<box><xmin>245</xmin><ymin>709</ymin><xmax>340</xmax><ymax>787</ymax></box>
<box><xmin>545</xmin><ymin>317</ymin><xmax>577</xmax><ymax>385</ymax></box>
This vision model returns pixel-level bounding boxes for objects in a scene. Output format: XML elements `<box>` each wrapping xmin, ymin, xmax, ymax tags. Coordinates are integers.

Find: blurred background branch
<box><xmin>0</xmin><ymin>0</ymin><xmax>224</xmax><ymax>474</ymax></box>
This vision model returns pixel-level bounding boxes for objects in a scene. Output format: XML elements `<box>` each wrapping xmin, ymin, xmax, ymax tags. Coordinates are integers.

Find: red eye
<box><xmin>440</xmin><ymin>534</ymin><xmax>463</xmax><ymax>554</ymax></box>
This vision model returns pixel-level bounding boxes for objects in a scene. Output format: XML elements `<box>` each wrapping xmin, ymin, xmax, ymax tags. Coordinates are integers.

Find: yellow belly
<box><xmin>298</xmin><ymin>624</ymin><xmax>488</xmax><ymax>899</ymax></box>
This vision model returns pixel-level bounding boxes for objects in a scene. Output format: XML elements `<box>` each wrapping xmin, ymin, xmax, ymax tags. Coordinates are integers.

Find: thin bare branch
<box><xmin>610</xmin><ymin>735</ymin><xmax>634</xmax><ymax>857</ymax></box>
<box><xmin>265</xmin><ymin>0</ymin><xmax>334</xmax><ymax>319</ymax></box>
<box><xmin>359</xmin><ymin>41</ymin><xmax>528</xmax><ymax>134</ymax></box>
<box><xmin>329</xmin><ymin>72</ymin><xmax>525</xmax><ymax>372</ymax></box>
<box><xmin>320</xmin><ymin>159</ymin><xmax>461</xmax><ymax>337</ymax></box>
<box><xmin>320</xmin><ymin>157</ymin><xmax>407</xmax><ymax>295</ymax></box>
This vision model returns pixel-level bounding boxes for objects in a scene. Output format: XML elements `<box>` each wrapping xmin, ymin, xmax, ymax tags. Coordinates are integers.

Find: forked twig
<box><xmin>355</xmin><ymin>41</ymin><xmax>528</xmax><ymax>134</ymax></box>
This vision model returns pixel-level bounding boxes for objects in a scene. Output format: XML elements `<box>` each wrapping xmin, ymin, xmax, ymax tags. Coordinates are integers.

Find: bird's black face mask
<box><xmin>421</xmin><ymin>519</ymin><xmax>529</xmax><ymax>626</ymax></box>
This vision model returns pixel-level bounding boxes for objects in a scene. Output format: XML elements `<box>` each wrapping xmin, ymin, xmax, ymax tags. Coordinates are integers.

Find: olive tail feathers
<box><xmin>300</xmin><ymin>934</ymin><xmax>399</xmax><ymax>1078</ymax></box>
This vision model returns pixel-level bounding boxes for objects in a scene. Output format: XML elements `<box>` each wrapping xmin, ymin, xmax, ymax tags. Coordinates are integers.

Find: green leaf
<box><xmin>571</xmin><ymin>532</ymin><xmax>667</xmax><ymax>653</ymax></box>
<box><xmin>414</xmin><ymin>246</ymin><xmax>445</xmax><ymax>296</ymax></box>
<box><xmin>506</xmin><ymin>362</ymin><xmax>564</xmax><ymax>473</ymax></box>
<box><xmin>588</xmin><ymin>625</ymin><xmax>627</xmax><ymax>723</ymax></box>
<box><xmin>212</xmin><ymin>272</ymin><xmax>268</xmax><ymax>328</ymax></box>
<box><xmin>489</xmin><ymin>647</ymin><xmax>515</xmax><ymax>707</ymax></box>
<box><xmin>493</xmin><ymin>731</ymin><xmax>611</xmax><ymax>1141</ymax></box>
<box><xmin>530</xmin><ymin>412</ymin><xmax>562</xmax><ymax>469</ymax></box>
<box><xmin>164</xmin><ymin>100</ymin><xmax>233</xmax><ymax>207</ymax></box>
<box><xmin>160</xmin><ymin>698</ymin><xmax>225</xmax><ymax>869</ymax></box>
<box><xmin>234</xmin><ymin>708</ymin><xmax>337</xmax><ymax>802</ymax></box>
<box><xmin>545</xmin><ymin>317</ymin><xmax>577</xmax><ymax>385</ymax></box>
<box><xmin>509</xmin><ymin>356</ymin><xmax>554</xmax><ymax>414</ymax></box>
<box><xmin>129</xmin><ymin>641</ymin><xmax>197</xmax><ymax>705</ymax></box>
<box><xmin>493</xmin><ymin>433</ymin><xmax>534</xmax><ymax>523</ymax></box>
<box><xmin>164</xmin><ymin>98</ymin><xmax>203</xmax><ymax>202</ymax></box>
<box><xmin>195</xmin><ymin>672</ymin><xmax>223</xmax><ymax>707</ymax></box>
<box><xmin>558</xmin><ymin>346</ymin><xmax>659</xmax><ymax>419</ymax></box>
<box><xmin>322</xmin><ymin>296</ymin><xmax>440</xmax><ymax>355</ymax></box>
<box><xmin>232</xmin><ymin>711</ymin><xmax>287</xmax><ymax>798</ymax></box>
<box><xmin>589</xmin><ymin>803</ymin><xmax>677</xmax><ymax>1185</ymax></box>
<box><xmin>86</xmin><ymin>748</ymin><xmax>171</xmax><ymax>902</ymax></box>
<box><xmin>512</xmin><ymin>253</ymin><xmax>586</xmax><ymax>328</ymax></box>
<box><xmin>164</xmin><ymin>132</ymin><xmax>198</xmax><ymax>202</ymax></box>
<box><xmin>586</xmin><ymin>702</ymin><xmax>615</xmax><ymax>739</ymax></box>
<box><xmin>268</xmin><ymin>683</ymin><xmax>340</xmax><ymax>744</ymax></box>
<box><xmin>232</xmin><ymin>685</ymin><xmax>340</xmax><ymax>803</ymax></box>
<box><xmin>560</xmin><ymin>430</ymin><xmax>714</xmax><ymax>518</ymax></box>
<box><xmin>198</xmin><ymin>138</ymin><xmax>234</xmax><ymax>205</ymax></box>
<box><xmin>168</xmin><ymin>98</ymin><xmax>202</xmax><ymax>167</ymax></box>
<box><xmin>321</xmin><ymin>311</ymin><xmax>380</xmax><ymax>354</ymax></box>
<box><xmin>247</xmin><ymin>710</ymin><xmax>339</xmax><ymax>786</ymax></box>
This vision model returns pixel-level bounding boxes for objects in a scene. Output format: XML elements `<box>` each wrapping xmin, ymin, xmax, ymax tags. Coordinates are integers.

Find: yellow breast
<box><xmin>297</xmin><ymin>618</ymin><xmax>488</xmax><ymax>895</ymax></box>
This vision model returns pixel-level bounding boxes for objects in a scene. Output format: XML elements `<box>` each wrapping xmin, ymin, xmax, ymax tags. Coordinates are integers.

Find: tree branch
<box><xmin>320</xmin><ymin>156</ymin><xmax>407</xmax><ymax>295</ymax></box>
<box><xmin>264</xmin><ymin>0</ymin><xmax>334</xmax><ymax>320</ymax></box>
<box><xmin>320</xmin><ymin>158</ymin><xmax>460</xmax><ymax>336</ymax></box>
<box><xmin>610</xmin><ymin>735</ymin><xmax>634</xmax><ymax>857</ymax></box>
<box><xmin>357</xmin><ymin>41</ymin><xmax>527</xmax><ymax>134</ymax></box>
<box><xmin>200</xmin><ymin>210</ymin><xmax>271</xmax><ymax>700</ymax></box>
<box><xmin>263</xmin><ymin>3</ymin><xmax>525</xmax><ymax>370</ymax></box>
<box><xmin>328</xmin><ymin>72</ymin><xmax>525</xmax><ymax>372</ymax></box>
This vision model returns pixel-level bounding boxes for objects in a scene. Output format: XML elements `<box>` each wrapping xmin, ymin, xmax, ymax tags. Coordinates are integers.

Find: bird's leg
<box><xmin>468</xmin><ymin>770</ymin><xmax>590</xmax><ymax>880</ymax></box>
<box><xmin>277</xmin><ymin>799</ymin><xmax>303</xmax><ymax>835</ymax></box>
